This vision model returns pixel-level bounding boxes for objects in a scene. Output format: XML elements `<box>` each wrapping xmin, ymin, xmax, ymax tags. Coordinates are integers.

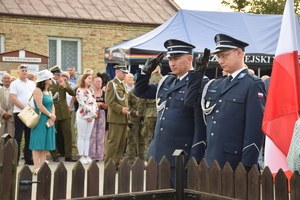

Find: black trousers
<box><xmin>13</xmin><ymin>113</ymin><xmax>32</xmax><ymax>162</ymax></box>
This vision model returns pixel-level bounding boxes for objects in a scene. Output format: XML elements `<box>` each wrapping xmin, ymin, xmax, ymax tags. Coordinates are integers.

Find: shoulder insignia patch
<box><xmin>238</xmin><ymin>73</ymin><xmax>247</xmax><ymax>79</ymax></box>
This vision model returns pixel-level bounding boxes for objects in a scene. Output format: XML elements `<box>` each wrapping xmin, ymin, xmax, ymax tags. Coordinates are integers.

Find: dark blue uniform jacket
<box><xmin>185</xmin><ymin>69</ymin><xmax>266</xmax><ymax>169</ymax></box>
<box><xmin>134</xmin><ymin>72</ymin><xmax>207</xmax><ymax>167</ymax></box>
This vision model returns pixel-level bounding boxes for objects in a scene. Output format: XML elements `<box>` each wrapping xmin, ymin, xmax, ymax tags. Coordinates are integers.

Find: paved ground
<box><xmin>16</xmin><ymin>156</ymin><xmax>106</xmax><ymax>200</ymax></box>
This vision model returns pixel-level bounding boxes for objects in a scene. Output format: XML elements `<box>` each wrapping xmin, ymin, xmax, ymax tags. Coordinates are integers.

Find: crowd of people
<box><xmin>2</xmin><ymin>62</ymin><xmax>164</xmax><ymax>175</ymax></box>
<box><xmin>2</xmin><ymin>33</ymin><xmax>288</xmax><ymax>188</ymax></box>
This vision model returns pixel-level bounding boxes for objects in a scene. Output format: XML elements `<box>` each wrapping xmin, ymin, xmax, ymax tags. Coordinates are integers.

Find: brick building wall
<box><xmin>0</xmin><ymin>15</ymin><xmax>157</xmax><ymax>73</ymax></box>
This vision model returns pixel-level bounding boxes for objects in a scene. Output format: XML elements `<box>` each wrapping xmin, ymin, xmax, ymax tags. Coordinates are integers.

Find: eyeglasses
<box><xmin>95</xmin><ymin>81</ymin><xmax>102</xmax><ymax>83</ymax></box>
<box><xmin>215</xmin><ymin>49</ymin><xmax>238</xmax><ymax>61</ymax></box>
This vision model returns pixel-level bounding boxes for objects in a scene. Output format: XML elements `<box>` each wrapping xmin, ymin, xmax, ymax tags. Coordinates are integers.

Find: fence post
<box><xmin>172</xmin><ymin>149</ymin><xmax>187</xmax><ymax>200</ymax></box>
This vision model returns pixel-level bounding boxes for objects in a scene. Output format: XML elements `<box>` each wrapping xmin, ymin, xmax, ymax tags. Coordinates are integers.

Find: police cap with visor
<box><xmin>164</xmin><ymin>39</ymin><xmax>195</xmax><ymax>58</ymax></box>
<box><xmin>213</xmin><ymin>34</ymin><xmax>249</xmax><ymax>54</ymax></box>
<box><xmin>49</xmin><ymin>65</ymin><xmax>63</xmax><ymax>75</ymax></box>
<box><xmin>114</xmin><ymin>64</ymin><xmax>129</xmax><ymax>74</ymax></box>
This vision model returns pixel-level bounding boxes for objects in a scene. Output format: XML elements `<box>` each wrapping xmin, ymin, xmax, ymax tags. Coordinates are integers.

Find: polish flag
<box><xmin>262</xmin><ymin>0</ymin><xmax>300</xmax><ymax>177</ymax></box>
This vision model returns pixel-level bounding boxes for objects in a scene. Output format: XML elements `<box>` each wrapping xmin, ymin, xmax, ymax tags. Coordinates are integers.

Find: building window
<box><xmin>48</xmin><ymin>37</ymin><xmax>82</xmax><ymax>72</ymax></box>
<box><xmin>0</xmin><ymin>35</ymin><xmax>5</xmax><ymax>53</ymax></box>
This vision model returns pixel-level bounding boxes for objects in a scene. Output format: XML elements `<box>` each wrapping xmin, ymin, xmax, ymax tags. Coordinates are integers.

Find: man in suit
<box><xmin>0</xmin><ymin>73</ymin><xmax>14</xmax><ymax>137</ymax></box>
<box><xmin>49</xmin><ymin>65</ymin><xmax>77</xmax><ymax>162</ymax></box>
<box><xmin>134</xmin><ymin>40</ymin><xmax>208</xmax><ymax>188</ymax></box>
<box><xmin>185</xmin><ymin>34</ymin><xmax>266</xmax><ymax>171</ymax></box>
<box><xmin>104</xmin><ymin>65</ymin><xmax>130</xmax><ymax>168</ymax></box>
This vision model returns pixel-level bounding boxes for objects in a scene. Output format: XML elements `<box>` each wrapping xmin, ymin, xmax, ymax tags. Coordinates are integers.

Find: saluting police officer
<box><xmin>185</xmin><ymin>34</ymin><xmax>266</xmax><ymax>171</ymax></box>
<box><xmin>134</xmin><ymin>39</ymin><xmax>209</xmax><ymax>188</ymax></box>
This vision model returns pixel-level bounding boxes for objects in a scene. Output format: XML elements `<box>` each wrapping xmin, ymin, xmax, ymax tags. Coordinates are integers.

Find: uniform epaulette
<box><xmin>164</xmin><ymin>74</ymin><xmax>175</xmax><ymax>79</ymax></box>
<box><xmin>248</xmin><ymin>74</ymin><xmax>260</xmax><ymax>81</ymax></box>
<box><xmin>167</xmin><ymin>72</ymin><xmax>176</xmax><ymax>76</ymax></box>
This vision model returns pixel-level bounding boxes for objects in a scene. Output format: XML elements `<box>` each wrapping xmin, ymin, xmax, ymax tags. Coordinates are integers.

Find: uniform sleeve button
<box><xmin>211</xmin><ymin>133</ymin><xmax>214</xmax><ymax>136</ymax></box>
<box><xmin>233</xmin><ymin>99</ymin><xmax>236</xmax><ymax>101</ymax></box>
<box><xmin>219</xmin><ymin>100</ymin><xmax>222</xmax><ymax>103</ymax></box>
<box><xmin>181</xmin><ymin>98</ymin><xmax>183</xmax><ymax>100</ymax></box>
<box><xmin>185</xmin><ymin>144</ymin><xmax>188</xmax><ymax>147</ymax></box>
<box><xmin>166</xmin><ymin>107</ymin><xmax>169</xmax><ymax>110</ymax></box>
<box><xmin>213</xmin><ymin>121</ymin><xmax>216</xmax><ymax>124</ymax></box>
<box><xmin>162</xmin><ymin>117</ymin><xmax>165</xmax><ymax>120</ymax></box>
<box><xmin>160</xmin><ymin>128</ymin><xmax>163</xmax><ymax>131</ymax></box>
<box><xmin>216</xmin><ymin>110</ymin><xmax>219</xmax><ymax>113</ymax></box>
<box><xmin>168</xmin><ymin>97</ymin><xmax>172</xmax><ymax>99</ymax></box>
<box><xmin>235</xmin><ymin>151</ymin><xmax>237</xmax><ymax>154</ymax></box>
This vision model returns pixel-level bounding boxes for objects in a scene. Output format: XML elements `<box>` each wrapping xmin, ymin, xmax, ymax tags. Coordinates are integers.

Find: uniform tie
<box><xmin>225</xmin><ymin>75</ymin><xmax>232</xmax><ymax>87</ymax></box>
<box><xmin>175</xmin><ymin>78</ymin><xmax>180</xmax><ymax>85</ymax></box>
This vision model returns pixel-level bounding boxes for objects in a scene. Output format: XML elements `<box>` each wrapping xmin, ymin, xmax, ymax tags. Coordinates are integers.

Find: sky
<box><xmin>174</xmin><ymin>0</ymin><xmax>229</xmax><ymax>11</ymax></box>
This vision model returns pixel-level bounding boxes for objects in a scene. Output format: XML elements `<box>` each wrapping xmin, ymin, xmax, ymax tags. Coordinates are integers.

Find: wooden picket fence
<box><xmin>1</xmin><ymin>138</ymin><xmax>300</xmax><ymax>200</ymax></box>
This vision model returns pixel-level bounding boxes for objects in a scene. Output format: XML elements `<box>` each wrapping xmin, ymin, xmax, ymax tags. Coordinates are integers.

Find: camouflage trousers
<box><xmin>126</xmin><ymin>120</ymin><xmax>145</xmax><ymax>165</ymax></box>
<box><xmin>141</xmin><ymin>117</ymin><xmax>157</xmax><ymax>157</ymax></box>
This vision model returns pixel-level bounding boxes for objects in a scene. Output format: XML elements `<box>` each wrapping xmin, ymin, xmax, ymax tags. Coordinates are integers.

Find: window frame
<box><xmin>48</xmin><ymin>37</ymin><xmax>82</xmax><ymax>73</ymax></box>
<box><xmin>0</xmin><ymin>34</ymin><xmax>5</xmax><ymax>53</ymax></box>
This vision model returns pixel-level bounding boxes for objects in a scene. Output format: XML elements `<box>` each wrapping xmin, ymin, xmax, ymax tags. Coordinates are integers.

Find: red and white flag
<box><xmin>262</xmin><ymin>0</ymin><xmax>300</xmax><ymax>175</ymax></box>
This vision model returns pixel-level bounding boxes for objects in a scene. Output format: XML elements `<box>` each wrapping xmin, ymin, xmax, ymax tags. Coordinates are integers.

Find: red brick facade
<box><xmin>0</xmin><ymin>16</ymin><xmax>157</xmax><ymax>73</ymax></box>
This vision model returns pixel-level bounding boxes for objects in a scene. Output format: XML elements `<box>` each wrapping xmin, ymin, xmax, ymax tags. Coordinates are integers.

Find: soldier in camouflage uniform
<box><xmin>137</xmin><ymin>65</ymin><xmax>163</xmax><ymax>157</ymax></box>
<box><xmin>126</xmin><ymin>85</ymin><xmax>145</xmax><ymax>165</ymax></box>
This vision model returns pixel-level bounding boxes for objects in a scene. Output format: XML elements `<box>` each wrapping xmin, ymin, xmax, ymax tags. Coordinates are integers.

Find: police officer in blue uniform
<box><xmin>134</xmin><ymin>39</ymin><xmax>209</xmax><ymax>188</ymax></box>
<box><xmin>185</xmin><ymin>34</ymin><xmax>266</xmax><ymax>171</ymax></box>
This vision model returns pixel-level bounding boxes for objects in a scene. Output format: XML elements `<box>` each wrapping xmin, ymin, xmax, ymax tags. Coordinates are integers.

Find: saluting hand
<box><xmin>194</xmin><ymin>48</ymin><xmax>210</xmax><ymax>73</ymax></box>
<box><xmin>142</xmin><ymin>52</ymin><xmax>164</xmax><ymax>75</ymax></box>
<box><xmin>57</xmin><ymin>78</ymin><xmax>66</xmax><ymax>87</ymax></box>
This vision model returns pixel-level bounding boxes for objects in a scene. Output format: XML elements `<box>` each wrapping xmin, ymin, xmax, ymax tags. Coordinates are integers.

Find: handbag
<box><xmin>17</xmin><ymin>92</ymin><xmax>41</xmax><ymax>129</ymax></box>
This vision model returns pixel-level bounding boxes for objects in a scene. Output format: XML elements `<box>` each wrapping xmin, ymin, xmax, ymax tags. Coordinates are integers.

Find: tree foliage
<box><xmin>221</xmin><ymin>0</ymin><xmax>251</xmax><ymax>12</ymax></box>
<box><xmin>221</xmin><ymin>0</ymin><xmax>300</xmax><ymax>15</ymax></box>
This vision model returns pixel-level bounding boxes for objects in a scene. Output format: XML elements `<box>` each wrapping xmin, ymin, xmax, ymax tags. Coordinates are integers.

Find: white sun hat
<box><xmin>35</xmin><ymin>69</ymin><xmax>54</xmax><ymax>83</ymax></box>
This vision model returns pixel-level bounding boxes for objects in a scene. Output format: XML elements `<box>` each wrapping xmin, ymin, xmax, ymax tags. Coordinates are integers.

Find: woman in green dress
<box><xmin>29</xmin><ymin>69</ymin><xmax>57</xmax><ymax>174</ymax></box>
